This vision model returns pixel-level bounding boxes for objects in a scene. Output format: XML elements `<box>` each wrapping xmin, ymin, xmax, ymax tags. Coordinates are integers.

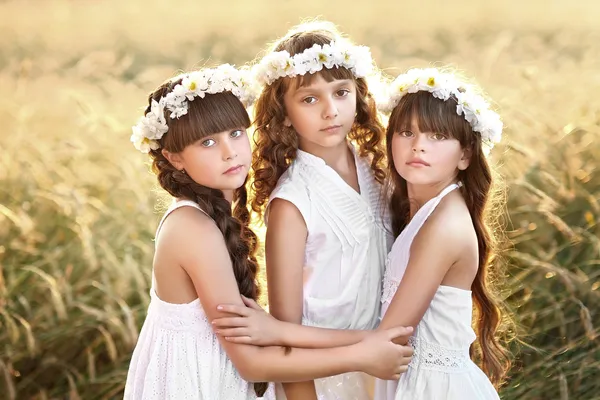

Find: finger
<box><xmin>386</xmin><ymin>325</ymin><xmax>414</xmax><ymax>339</ymax></box>
<box><xmin>241</xmin><ymin>295</ymin><xmax>262</xmax><ymax>310</ymax></box>
<box><xmin>212</xmin><ymin>317</ymin><xmax>249</xmax><ymax>328</ymax></box>
<box><xmin>400</xmin><ymin>356</ymin><xmax>412</xmax><ymax>366</ymax></box>
<box><xmin>223</xmin><ymin>336</ymin><xmax>253</xmax><ymax>344</ymax></box>
<box><xmin>215</xmin><ymin>327</ymin><xmax>248</xmax><ymax>337</ymax></box>
<box><xmin>395</xmin><ymin>365</ymin><xmax>409</xmax><ymax>374</ymax></box>
<box><xmin>216</xmin><ymin>304</ymin><xmax>251</xmax><ymax>316</ymax></box>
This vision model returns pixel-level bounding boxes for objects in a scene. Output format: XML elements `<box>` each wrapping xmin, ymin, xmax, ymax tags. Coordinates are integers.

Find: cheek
<box><xmin>183</xmin><ymin>150</ymin><xmax>217</xmax><ymax>182</ymax></box>
<box><xmin>391</xmin><ymin>136</ymin><xmax>408</xmax><ymax>163</ymax></box>
<box><xmin>236</xmin><ymin>136</ymin><xmax>252</xmax><ymax>161</ymax></box>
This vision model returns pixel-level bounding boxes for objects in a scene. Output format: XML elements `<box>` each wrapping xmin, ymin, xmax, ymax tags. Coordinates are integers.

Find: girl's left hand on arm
<box><xmin>214</xmin><ymin>295</ymin><xmax>285</xmax><ymax>346</ymax></box>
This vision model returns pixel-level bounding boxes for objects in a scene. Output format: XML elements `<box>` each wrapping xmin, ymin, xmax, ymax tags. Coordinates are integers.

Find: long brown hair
<box><xmin>144</xmin><ymin>78</ymin><xmax>268</xmax><ymax>396</ymax></box>
<box><xmin>386</xmin><ymin>91</ymin><xmax>511</xmax><ymax>387</ymax></box>
<box><xmin>250</xmin><ymin>21</ymin><xmax>386</xmax><ymax>216</ymax></box>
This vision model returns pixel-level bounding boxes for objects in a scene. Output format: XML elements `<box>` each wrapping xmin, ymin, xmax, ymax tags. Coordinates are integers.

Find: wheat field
<box><xmin>1</xmin><ymin>0</ymin><xmax>599</xmax><ymax>399</ymax></box>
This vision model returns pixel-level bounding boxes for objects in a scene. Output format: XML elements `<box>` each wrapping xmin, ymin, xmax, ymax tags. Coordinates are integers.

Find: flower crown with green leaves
<box><xmin>378</xmin><ymin>68</ymin><xmax>503</xmax><ymax>155</ymax></box>
<box><xmin>130</xmin><ymin>64</ymin><xmax>257</xmax><ymax>153</ymax></box>
<box><xmin>252</xmin><ymin>41</ymin><xmax>374</xmax><ymax>86</ymax></box>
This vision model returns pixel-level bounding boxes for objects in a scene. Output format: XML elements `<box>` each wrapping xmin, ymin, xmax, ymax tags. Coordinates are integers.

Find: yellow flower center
<box><xmin>318</xmin><ymin>53</ymin><xmax>327</xmax><ymax>62</ymax></box>
<box><xmin>427</xmin><ymin>77</ymin><xmax>435</xmax><ymax>86</ymax></box>
<box><xmin>189</xmin><ymin>81</ymin><xmax>197</xmax><ymax>91</ymax></box>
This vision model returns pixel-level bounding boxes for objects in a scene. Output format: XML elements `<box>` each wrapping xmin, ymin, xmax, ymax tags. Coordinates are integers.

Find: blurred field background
<box><xmin>1</xmin><ymin>0</ymin><xmax>599</xmax><ymax>398</ymax></box>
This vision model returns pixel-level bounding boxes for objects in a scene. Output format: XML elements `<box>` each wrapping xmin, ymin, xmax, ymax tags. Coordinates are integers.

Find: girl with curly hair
<box><xmin>247</xmin><ymin>21</ymin><xmax>398</xmax><ymax>400</ymax></box>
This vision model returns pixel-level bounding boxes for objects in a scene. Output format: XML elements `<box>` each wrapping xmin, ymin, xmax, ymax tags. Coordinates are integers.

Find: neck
<box><xmin>299</xmin><ymin>139</ymin><xmax>354</xmax><ymax>170</ymax></box>
<box><xmin>406</xmin><ymin>177</ymin><xmax>459</xmax><ymax>217</ymax></box>
<box><xmin>222</xmin><ymin>189</ymin><xmax>234</xmax><ymax>203</ymax></box>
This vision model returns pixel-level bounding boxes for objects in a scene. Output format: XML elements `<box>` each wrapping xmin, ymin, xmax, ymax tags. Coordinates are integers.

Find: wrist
<box><xmin>278</xmin><ymin>320</ymin><xmax>291</xmax><ymax>346</ymax></box>
<box><xmin>346</xmin><ymin>342</ymin><xmax>366</xmax><ymax>373</ymax></box>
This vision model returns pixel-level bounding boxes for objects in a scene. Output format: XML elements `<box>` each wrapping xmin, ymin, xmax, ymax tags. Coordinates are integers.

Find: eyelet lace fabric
<box><xmin>408</xmin><ymin>336</ymin><xmax>470</xmax><ymax>373</ymax></box>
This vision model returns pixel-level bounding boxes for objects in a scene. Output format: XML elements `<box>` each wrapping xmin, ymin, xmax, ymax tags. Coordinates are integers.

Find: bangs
<box><xmin>285</xmin><ymin>67</ymin><xmax>355</xmax><ymax>91</ymax></box>
<box><xmin>163</xmin><ymin>91</ymin><xmax>250</xmax><ymax>152</ymax></box>
<box><xmin>387</xmin><ymin>91</ymin><xmax>471</xmax><ymax>143</ymax></box>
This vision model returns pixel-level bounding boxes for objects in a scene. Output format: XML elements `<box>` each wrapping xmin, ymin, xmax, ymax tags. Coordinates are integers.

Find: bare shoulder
<box><xmin>157</xmin><ymin>206</ymin><xmax>223</xmax><ymax>258</ymax></box>
<box><xmin>267</xmin><ymin>198</ymin><xmax>305</xmax><ymax>228</ymax></box>
<box><xmin>414</xmin><ymin>190</ymin><xmax>475</xmax><ymax>257</ymax></box>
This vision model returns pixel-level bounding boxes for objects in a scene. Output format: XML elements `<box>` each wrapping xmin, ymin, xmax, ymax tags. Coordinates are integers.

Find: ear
<box><xmin>162</xmin><ymin>149</ymin><xmax>185</xmax><ymax>171</ymax></box>
<box><xmin>458</xmin><ymin>146</ymin><xmax>472</xmax><ymax>171</ymax></box>
<box><xmin>283</xmin><ymin>116</ymin><xmax>292</xmax><ymax>127</ymax></box>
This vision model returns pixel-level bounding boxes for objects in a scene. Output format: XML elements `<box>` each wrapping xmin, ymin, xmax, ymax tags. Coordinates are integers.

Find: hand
<box><xmin>354</xmin><ymin>326</ymin><xmax>414</xmax><ymax>380</ymax></box>
<box><xmin>214</xmin><ymin>296</ymin><xmax>284</xmax><ymax>346</ymax></box>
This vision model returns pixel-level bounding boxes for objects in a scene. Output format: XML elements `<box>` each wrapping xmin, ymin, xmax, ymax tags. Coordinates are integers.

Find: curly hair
<box><xmin>144</xmin><ymin>79</ymin><xmax>268</xmax><ymax>396</ymax></box>
<box><xmin>385</xmin><ymin>91</ymin><xmax>512</xmax><ymax>387</ymax></box>
<box><xmin>250</xmin><ymin>21</ymin><xmax>386</xmax><ymax>216</ymax></box>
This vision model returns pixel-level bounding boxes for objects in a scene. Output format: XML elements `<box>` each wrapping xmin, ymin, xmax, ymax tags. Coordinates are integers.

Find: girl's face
<box><xmin>391</xmin><ymin>117</ymin><xmax>471</xmax><ymax>187</ymax></box>
<box><xmin>283</xmin><ymin>73</ymin><xmax>357</xmax><ymax>153</ymax></box>
<box><xmin>163</xmin><ymin>128</ymin><xmax>251</xmax><ymax>200</ymax></box>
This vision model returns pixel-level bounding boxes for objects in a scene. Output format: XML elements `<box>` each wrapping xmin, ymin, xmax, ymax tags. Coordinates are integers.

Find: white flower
<box><xmin>379</xmin><ymin>68</ymin><xmax>503</xmax><ymax>156</ymax></box>
<box><xmin>131</xmin><ymin>64</ymin><xmax>255</xmax><ymax>153</ymax></box>
<box><xmin>252</xmin><ymin>41</ymin><xmax>375</xmax><ymax>86</ymax></box>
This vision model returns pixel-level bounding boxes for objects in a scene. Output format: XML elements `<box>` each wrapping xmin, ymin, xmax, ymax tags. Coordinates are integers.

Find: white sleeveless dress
<box><xmin>124</xmin><ymin>200</ymin><xmax>275</xmax><ymax>400</ymax></box>
<box><xmin>374</xmin><ymin>184</ymin><xmax>500</xmax><ymax>400</ymax></box>
<box><xmin>268</xmin><ymin>148</ymin><xmax>393</xmax><ymax>400</ymax></box>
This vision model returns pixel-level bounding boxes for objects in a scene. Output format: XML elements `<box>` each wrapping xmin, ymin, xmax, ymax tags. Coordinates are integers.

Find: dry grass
<box><xmin>1</xmin><ymin>0</ymin><xmax>599</xmax><ymax>399</ymax></box>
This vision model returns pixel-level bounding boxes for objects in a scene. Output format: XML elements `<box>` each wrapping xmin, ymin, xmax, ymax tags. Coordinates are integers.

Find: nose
<box><xmin>222</xmin><ymin>137</ymin><xmax>238</xmax><ymax>161</ymax></box>
<box><xmin>322</xmin><ymin>96</ymin><xmax>339</xmax><ymax>120</ymax></box>
<box><xmin>412</xmin><ymin>134</ymin><xmax>426</xmax><ymax>153</ymax></box>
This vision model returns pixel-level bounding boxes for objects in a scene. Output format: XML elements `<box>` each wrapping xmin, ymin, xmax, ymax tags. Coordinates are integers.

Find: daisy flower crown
<box><xmin>252</xmin><ymin>40</ymin><xmax>374</xmax><ymax>86</ymax></box>
<box><xmin>378</xmin><ymin>68</ymin><xmax>503</xmax><ymax>155</ymax></box>
<box><xmin>130</xmin><ymin>64</ymin><xmax>257</xmax><ymax>153</ymax></box>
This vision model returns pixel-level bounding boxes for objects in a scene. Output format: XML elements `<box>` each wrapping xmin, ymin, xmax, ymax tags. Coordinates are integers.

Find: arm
<box><xmin>214</xmin><ymin>296</ymin><xmax>370</xmax><ymax>348</ymax></box>
<box><xmin>264</xmin><ymin>198</ymin><xmax>318</xmax><ymax>398</ymax></box>
<box><xmin>377</xmin><ymin>211</ymin><xmax>467</xmax><ymax>335</ymax></box>
<box><xmin>167</xmin><ymin>207</ymin><xmax>411</xmax><ymax>383</ymax></box>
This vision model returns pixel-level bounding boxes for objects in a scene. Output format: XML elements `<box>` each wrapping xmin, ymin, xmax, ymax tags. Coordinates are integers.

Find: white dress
<box><xmin>268</xmin><ymin>148</ymin><xmax>393</xmax><ymax>400</ymax></box>
<box><xmin>374</xmin><ymin>183</ymin><xmax>500</xmax><ymax>400</ymax></box>
<box><xmin>124</xmin><ymin>200</ymin><xmax>275</xmax><ymax>400</ymax></box>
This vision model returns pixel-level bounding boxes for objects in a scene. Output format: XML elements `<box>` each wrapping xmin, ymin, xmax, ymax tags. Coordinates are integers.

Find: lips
<box><xmin>223</xmin><ymin>164</ymin><xmax>243</xmax><ymax>174</ymax></box>
<box><xmin>406</xmin><ymin>159</ymin><xmax>430</xmax><ymax>167</ymax></box>
<box><xmin>320</xmin><ymin>124</ymin><xmax>342</xmax><ymax>133</ymax></box>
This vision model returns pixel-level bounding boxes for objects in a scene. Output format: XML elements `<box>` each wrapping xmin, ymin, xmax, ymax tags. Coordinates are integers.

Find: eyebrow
<box><xmin>293</xmin><ymin>79</ymin><xmax>353</xmax><ymax>95</ymax></box>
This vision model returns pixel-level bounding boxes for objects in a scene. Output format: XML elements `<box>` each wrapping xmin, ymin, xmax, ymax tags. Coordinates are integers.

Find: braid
<box><xmin>152</xmin><ymin>153</ymin><xmax>260</xmax><ymax>300</ymax></box>
<box><xmin>146</xmin><ymin>84</ymin><xmax>268</xmax><ymax>396</ymax></box>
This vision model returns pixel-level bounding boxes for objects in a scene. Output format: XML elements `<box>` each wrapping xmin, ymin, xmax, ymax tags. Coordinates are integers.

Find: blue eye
<box><xmin>201</xmin><ymin>138</ymin><xmax>216</xmax><ymax>147</ymax></box>
<box><xmin>230</xmin><ymin>129</ymin><xmax>244</xmax><ymax>138</ymax></box>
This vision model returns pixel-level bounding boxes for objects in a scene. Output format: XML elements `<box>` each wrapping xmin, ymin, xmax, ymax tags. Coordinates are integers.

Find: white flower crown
<box><xmin>252</xmin><ymin>41</ymin><xmax>374</xmax><ymax>86</ymax></box>
<box><xmin>378</xmin><ymin>68</ymin><xmax>503</xmax><ymax>155</ymax></box>
<box><xmin>130</xmin><ymin>64</ymin><xmax>257</xmax><ymax>153</ymax></box>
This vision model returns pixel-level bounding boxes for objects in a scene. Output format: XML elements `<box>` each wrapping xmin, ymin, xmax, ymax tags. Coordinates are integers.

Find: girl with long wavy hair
<box><xmin>215</xmin><ymin>67</ymin><xmax>511</xmax><ymax>399</ymax></box>
<box><xmin>246</xmin><ymin>21</ymin><xmax>402</xmax><ymax>400</ymax></box>
<box><xmin>124</xmin><ymin>65</ymin><xmax>414</xmax><ymax>400</ymax></box>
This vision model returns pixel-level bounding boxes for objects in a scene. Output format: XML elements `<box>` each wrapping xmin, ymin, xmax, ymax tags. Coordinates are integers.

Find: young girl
<box><xmin>124</xmin><ymin>64</ymin><xmax>414</xmax><ymax>400</ymax></box>
<box><xmin>215</xmin><ymin>68</ymin><xmax>511</xmax><ymax>399</ymax></box>
<box><xmin>249</xmin><ymin>21</ymin><xmax>395</xmax><ymax>399</ymax></box>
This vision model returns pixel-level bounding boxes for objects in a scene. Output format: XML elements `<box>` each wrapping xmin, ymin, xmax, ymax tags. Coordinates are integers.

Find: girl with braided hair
<box><xmin>124</xmin><ymin>65</ymin><xmax>414</xmax><ymax>400</ymax></box>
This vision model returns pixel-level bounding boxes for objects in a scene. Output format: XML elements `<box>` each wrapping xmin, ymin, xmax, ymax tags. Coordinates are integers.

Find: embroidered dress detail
<box><xmin>268</xmin><ymin>147</ymin><xmax>393</xmax><ymax>400</ymax></box>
